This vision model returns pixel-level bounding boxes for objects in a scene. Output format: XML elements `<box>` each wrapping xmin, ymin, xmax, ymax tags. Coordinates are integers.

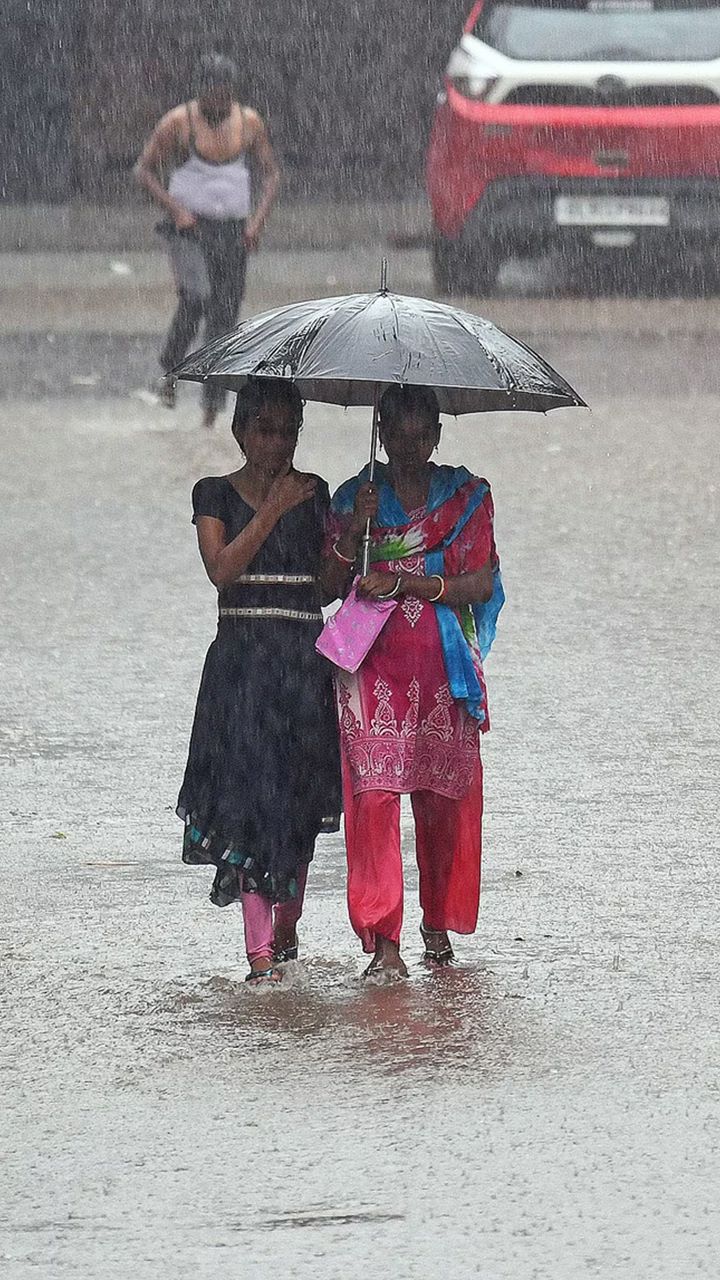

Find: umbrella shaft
<box><xmin>360</xmin><ymin>523</ymin><xmax>372</xmax><ymax>576</ymax></box>
<box><xmin>361</xmin><ymin>389</ymin><xmax>381</xmax><ymax>576</ymax></box>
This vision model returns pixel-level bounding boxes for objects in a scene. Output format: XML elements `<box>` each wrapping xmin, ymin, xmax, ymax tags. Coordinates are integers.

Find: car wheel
<box><xmin>431</xmin><ymin>233</ymin><xmax>497</xmax><ymax>297</ymax></box>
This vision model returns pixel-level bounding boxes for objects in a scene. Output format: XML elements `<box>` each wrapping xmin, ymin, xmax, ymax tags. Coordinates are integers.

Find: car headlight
<box><xmin>450</xmin><ymin>74</ymin><xmax>497</xmax><ymax>101</ymax></box>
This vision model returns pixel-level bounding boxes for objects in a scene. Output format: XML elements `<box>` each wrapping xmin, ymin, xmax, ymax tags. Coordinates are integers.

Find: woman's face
<box><xmin>240</xmin><ymin>403</ymin><xmax>299</xmax><ymax>475</ymax></box>
<box><xmin>380</xmin><ymin>411</ymin><xmax>440</xmax><ymax>468</ymax></box>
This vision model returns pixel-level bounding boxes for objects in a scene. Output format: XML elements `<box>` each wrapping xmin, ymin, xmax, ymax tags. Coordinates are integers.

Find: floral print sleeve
<box><xmin>446</xmin><ymin>483</ymin><xmax>495</xmax><ymax>577</ymax></box>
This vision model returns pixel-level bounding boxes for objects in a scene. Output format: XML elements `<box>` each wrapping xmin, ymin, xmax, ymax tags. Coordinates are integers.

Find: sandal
<box><xmin>420</xmin><ymin>923</ymin><xmax>454</xmax><ymax>966</ymax></box>
<box><xmin>245</xmin><ymin>965</ymin><xmax>281</xmax><ymax>985</ymax></box>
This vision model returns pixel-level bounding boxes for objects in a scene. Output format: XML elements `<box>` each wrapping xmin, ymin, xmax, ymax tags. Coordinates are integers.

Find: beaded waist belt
<box><xmin>233</xmin><ymin>574</ymin><xmax>316</xmax><ymax>585</ymax></box>
<box><xmin>219</xmin><ymin>607</ymin><xmax>322</xmax><ymax>622</ymax></box>
<box><xmin>219</xmin><ymin>574</ymin><xmax>320</xmax><ymax>621</ymax></box>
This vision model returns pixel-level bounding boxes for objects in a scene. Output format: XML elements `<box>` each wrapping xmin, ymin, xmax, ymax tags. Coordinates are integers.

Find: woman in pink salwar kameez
<box><xmin>321</xmin><ymin>385</ymin><xmax>503</xmax><ymax>977</ymax></box>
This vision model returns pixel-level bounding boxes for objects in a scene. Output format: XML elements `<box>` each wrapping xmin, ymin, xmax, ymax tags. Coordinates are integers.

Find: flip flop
<box><xmin>245</xmin><ymin>966</ymin><xmax>282</xmax><ymax>985</ymax></box>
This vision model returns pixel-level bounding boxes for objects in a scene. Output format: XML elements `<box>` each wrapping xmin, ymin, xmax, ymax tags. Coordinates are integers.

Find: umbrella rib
<box><xmin>444</xmin><ymin>303</ymin><xmax>518</xmax><ymax>396</ymax></box>
<box><xmin>401</xmin><ymin>297</ymin><xmax>448</xmax><ymax>383</ymax></box>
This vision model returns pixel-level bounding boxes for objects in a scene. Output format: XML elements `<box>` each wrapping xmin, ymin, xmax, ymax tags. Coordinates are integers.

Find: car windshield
<box><xmin>473</xmin><ymin>0</ymin><xmax>720</xmax><ymax>62</ymax></box>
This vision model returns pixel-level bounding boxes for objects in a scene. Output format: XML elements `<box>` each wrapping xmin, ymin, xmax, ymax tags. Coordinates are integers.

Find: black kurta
<box><xmin>177</xmin><ymin>474</ymin><xmax>341</xmax><ymax>906</ymax></box>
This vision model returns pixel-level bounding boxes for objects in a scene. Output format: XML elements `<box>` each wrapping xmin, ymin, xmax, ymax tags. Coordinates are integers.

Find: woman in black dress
<box><xmin>177</xmin><ymin>378</ymin><xmax>341</xmax><ymax>984</ymax></box>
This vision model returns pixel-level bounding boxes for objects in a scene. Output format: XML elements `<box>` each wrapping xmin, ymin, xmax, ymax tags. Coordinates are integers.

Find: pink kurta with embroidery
<box><xmin>328</xmin><ymin>498</ymin><xmax>494</xmax><ymax>800</ymax></box>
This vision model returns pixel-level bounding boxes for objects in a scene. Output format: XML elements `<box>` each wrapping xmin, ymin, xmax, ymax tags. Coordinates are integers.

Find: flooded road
<box><xmin>2</xmin><ymin>253</ymin><xmax>719</xmax><ymax>1277</ymax></box>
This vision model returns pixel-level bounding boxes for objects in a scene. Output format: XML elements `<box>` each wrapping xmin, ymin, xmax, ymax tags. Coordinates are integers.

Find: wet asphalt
<box><xmin>1</xmin><ymin>247</ymin><xmax>719</xmax><ymax>1278</ymax></box>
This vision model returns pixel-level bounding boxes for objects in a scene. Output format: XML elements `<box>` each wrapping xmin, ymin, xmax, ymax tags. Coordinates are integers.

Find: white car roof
<box><xmin>449</xmin><ymin>31</ymin><xmax>720</xmax><ymax>100</ymax></box>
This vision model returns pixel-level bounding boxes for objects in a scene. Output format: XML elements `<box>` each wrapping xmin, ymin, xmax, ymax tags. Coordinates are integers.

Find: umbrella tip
<box><xmin>380</xmin><ymin>257</ymin><xmax>388</xmax><ymax>292</ymax></box>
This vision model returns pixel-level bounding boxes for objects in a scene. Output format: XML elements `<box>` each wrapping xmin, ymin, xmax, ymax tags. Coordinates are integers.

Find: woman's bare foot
<box><xmin>245</xmin><ymin>955</ymin><xmax>282</xmax><ymax>985</ymax></box>
<box><xmin>363</xmin><ymin>935</ymin><xmax>408</xmax><ymax>979</ymax></box>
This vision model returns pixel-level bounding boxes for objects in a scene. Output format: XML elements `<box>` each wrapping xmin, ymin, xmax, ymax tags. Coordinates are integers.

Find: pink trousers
<box><xmin>343</xmin><ymin>760</ymin><xmax>483</xmax><ymax>954</ymax></box>
<box><xmin>241</xmin><ymin>864</ymin><xmax>308</xmax><ymax>964</ymax></box>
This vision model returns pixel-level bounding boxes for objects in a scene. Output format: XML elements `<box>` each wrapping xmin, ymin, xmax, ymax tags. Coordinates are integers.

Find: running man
<box><xmin>134</xmin><ymin>53</ymin><xmax>280</xmax><ymax>428</ymax></box>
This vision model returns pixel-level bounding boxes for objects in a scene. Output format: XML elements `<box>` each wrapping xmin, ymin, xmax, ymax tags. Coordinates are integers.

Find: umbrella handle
<box><xmin>360</xmin><ymin>387</ymin><xmax>381</xmax><ymax>576</ymax></box>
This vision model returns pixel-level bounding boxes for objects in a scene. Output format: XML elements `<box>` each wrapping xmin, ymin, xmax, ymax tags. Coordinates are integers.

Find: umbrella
<box><xmin>172</xmin><ymin>261</ymin><xmax>586</xmax><ymax>568</ymax></box>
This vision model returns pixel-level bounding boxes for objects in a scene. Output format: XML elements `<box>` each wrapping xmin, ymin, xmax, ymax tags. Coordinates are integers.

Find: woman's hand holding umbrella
<box><xmin>322</xmin><ymin>482</ymin><xmax>380</xmax><ymax>600</ymax></box>
<box><xmin>352</xmin><ymin>482</ymin><xmax>380</xmax><ymax>531</ymax></box>
<box><xmin>356</xmin><ymin>569</ymin><xmax>403</xmax><ymax>600</ymax></box>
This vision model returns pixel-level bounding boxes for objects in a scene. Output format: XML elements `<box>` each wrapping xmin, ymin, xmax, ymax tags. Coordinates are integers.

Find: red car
<box><xmin>427</xmin><ymin>0</ymin><xmax>720</xmax><ymax>293</ymax></box>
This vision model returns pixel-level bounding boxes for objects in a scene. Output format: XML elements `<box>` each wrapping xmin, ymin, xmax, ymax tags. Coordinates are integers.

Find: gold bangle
<box><xmin>427</xmin><ymin>574</ymin><xmax>446</xmax><ymax>603</ymax></box>
<box><xmin>332</xmin><ymin>539</ymin><xmax>355</xmax><ymax>566</ymax></box>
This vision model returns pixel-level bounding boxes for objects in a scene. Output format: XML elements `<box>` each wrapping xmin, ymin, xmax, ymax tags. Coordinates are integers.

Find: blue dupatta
<box><xmin>331</xmin><ymin>463</ymin><xmax>504</xmax><ymax>722</ymax></box>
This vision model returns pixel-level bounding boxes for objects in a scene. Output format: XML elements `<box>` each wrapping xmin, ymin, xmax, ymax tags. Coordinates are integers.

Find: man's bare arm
<box><xmin>244</xmin><ymin>114</ymin><xmax>281</xmax><ymax>249</ymax></box>
<box><xmin>133</xmin><ymin>111</ymin><xmax>196</xmax><ymax>230</ymax></box>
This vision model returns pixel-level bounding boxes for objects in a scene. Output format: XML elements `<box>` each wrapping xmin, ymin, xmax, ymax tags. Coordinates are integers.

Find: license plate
<box><xmin>554</xmin><ymin>196</ymin><xmax>670</xmax><ymax>226</ymax></box>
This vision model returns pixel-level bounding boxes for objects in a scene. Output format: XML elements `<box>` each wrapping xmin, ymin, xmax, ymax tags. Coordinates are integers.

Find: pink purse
<box><xmin>315</xmin><ymin>578</ymin><xmax>398</xmax><ymax>673</ymax></box>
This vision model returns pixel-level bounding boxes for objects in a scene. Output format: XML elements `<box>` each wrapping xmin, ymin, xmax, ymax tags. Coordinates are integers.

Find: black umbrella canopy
<box><xmin>172</xmin><ymin>289</ymin><xmax>586</xmax><ymax>415</ymax></box>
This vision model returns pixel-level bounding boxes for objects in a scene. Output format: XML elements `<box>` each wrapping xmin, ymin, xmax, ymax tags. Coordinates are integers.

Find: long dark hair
<box><xmin>231</xmin><ymin>378</ymin><xmax>304</xmax><ymax>449</ymax></box>
<box><xmin>379</xmin><ymin>384</ymin><xmax>440</xmax><ymax>431</ymax></box>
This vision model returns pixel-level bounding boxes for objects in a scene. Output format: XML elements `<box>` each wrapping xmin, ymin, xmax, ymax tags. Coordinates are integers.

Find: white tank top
<box><xmin>168</xmin><ymin>106</ymin><xmax>252</xmax><ymax>220</ymax></box>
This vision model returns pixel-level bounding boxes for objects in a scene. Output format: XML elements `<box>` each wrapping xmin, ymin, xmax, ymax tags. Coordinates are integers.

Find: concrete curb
<box><xmin>0</xmin><ymin>198</ymin><xmax>431</xmax><ymax>253</ymax></box>
<box><xmin>3</xmin><ymin>247</ymin><xmax>720</xmax><ymax>339</ymax></box>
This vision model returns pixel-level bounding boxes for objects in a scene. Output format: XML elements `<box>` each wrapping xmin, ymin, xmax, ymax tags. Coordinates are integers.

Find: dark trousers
<box><xmin>160</xmin><ymin>217</ymin><xmax>247</xmax><ymax>412</ymax></box>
